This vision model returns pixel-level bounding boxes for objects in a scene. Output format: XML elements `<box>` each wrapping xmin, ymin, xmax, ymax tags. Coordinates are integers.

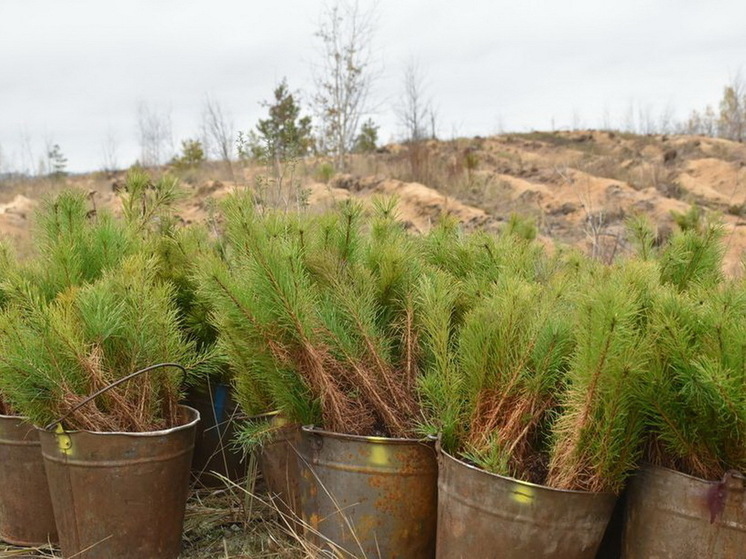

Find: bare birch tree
<box><xmin>136</xmin><ymin>101</ymin><xmax>173</xmax><ymax>167</ymax></box>
<box><xmin>395</xmin><ymin>59</ymin><xmax>433</xmax><ymax>142</ymax></box>
<box><xmin>201</xmin><ymin>95</ymin><xmax>235</xmax><ymax>167</ymax></box>
<box><xmin>101</xmin><ymin>127</ymin><xmax>119</xmax><ymax>172</ymax></box>
<box><xmin>312</xmin><ymin>1</ymin><xmax>377</xmax><ymax>169</ymax></box>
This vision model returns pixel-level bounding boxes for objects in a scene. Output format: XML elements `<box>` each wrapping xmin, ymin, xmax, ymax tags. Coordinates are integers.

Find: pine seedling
<box><xmin>416</xmin><ymin>268</ymin><xmax>465</xmax><ymax>450</ymax></box>
<box><xmin>626</xmin><ymin>214</ymin><xmax>657</xmax><ymax>261</ymax></box>
<box><xmin>151</xmin><ymin>220</ymin><xmax>221</xmax><ymax>353</ymax></box>
<box><xmin>546</xmin><ymin>261</ymin><xmax>654</xmax><ymax>493</ymax></box>
<box><xmin>28</xmin><ymin>190</ymin><xmax>136</xmax><ymax>300</ymax></box>
<box><xmin>194</xmin><ymin>250</ymin><xmax>314</xmax><ymax>422</ymax></box>
<box><xmin>0</xmin><ymin>254</ymin><xmax>210</xmax><ymax>431</ymax></box>
<box><xmin>198</xmin><ymin>199</ymin><xmax>368</xmax><ymax>432</ymax></box>
<box><xmin>205</xmin><ymin>194</ymin><xmax>428</xmax><ymax>437</ymax></box>
<box><xmin>659</xmin><ymin>222</ymin><xmax>724</xmax><ymax>291</ymax></box>
<box><xmin>307</xmin><ymin>199</ymin><xmax>420</xmax><ymax>436</ymax></box>
<box><xmin>457</xmin><ymin>275</ymin><xmax>574</xmax><ymax>481</ymax></box>
<box><xmin>119</xmin><ymin>168</ymin><xmax>181</xmax><ymax>233</ymax></box>
<box><xmin>0</xmin><ymin>241</ymin><xmax>16</xmax><ymax>415</ymax></box>
<box><xmin>641</xmin><ymin>281</ymin><xmax>746</xmax><ymax>479</ymax></box>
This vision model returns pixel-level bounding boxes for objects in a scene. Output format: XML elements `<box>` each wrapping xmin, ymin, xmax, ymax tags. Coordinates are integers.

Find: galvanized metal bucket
<box><xmin>185</xmin><ymin>380</ymin><xmax>247</xmax><ymax>487</ymax></box>
<box><xmin>623</xmin><ymin>464</ymin><xmax>746</xmax><ymax>558</ymax></box>
<box><xmin>299</xmin><ymin>426</ymin><xmax>438</xmax><ymax>558</ymax></box>
<box><xmin>38</xmin><ymin>405</ymin><xmax>199</xmax><ymax>559</ymax></box>
<box><xmin>258</xmin><ymin>413</ymin><xmax>302</xmax><ymax>526</ymax></box>
<box><xmin>0</xmin><ymin>414</ymin><xmax>58</xmax><ymax>546</ymax></box>
<box><xmin>437</xmin><ymin>449</ymin><xmax>617</xmax><ymax>559</ymax></box>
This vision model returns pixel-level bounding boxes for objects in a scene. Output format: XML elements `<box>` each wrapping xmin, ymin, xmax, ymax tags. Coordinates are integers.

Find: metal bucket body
<box><xmin>39</xmin><ymin>405</ymin><xmax>199</xmax><ymax>559</ymax></box>
<box><xmin>259</xmin><ymin>414</ymin><xmax>302</xmax><ymax>524</ymax></box>
<box><xmin>0</xmin><ymin>415</ymin><xmax>58</xmax><ymax>546</ymax></box>
<box><xmin>623</xmin><ymin>464</ymin><xmax>746</xmax><ymax>559</ymax></box>
<box><xmin>437</xmin><ymin>449</ymin><xmax>616</xmax><ymax>559</ymax></box>
<box><xmin>185</xmin><ymin>381</ymin><xmax>246</xmax><ymax>487</ymax></box>
<box><xmin>299</xmin><ymin>426</ymin><xmax>438</xmax><ymax>559</ymax></box>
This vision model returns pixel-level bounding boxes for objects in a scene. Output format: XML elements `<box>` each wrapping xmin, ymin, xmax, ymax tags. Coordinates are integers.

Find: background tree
<box><xmin>46</xmin><ymin>143</ymin><xmax>67</xmax><ymax>178</ymax></box>
<box><xmin>354</xmin><ymin>118</ymin><xmax>379</xmax><ymax>153</ymax></box>
<box><xmin>136</xmin><ymin>101</ymin><xmax>173</xmax><ymax>167</ymax></box>
<box><xmin>170</xmin><ymin>139</ymin><xmax>205</xmax><ymax>170</ymax></box>
<box><xmin>241</xmin><ymin>78</ymin><xmax>313</xmax><ymax>164</ymax></box>
<box><xmin>395</xmin><ymin>59</ymin><xmax>434</xmax><ymax>142</ymax></box>
<box><xmin>100</xmin><ymin>127</ymin><xmax>119</xmax><ymax>172</ymax></box>
<box><xmin>718</xmin><ymin>72</ymin><xmax>745</xmax><ymax>141</ymax></box>
<box><xmin>201</xmin><ymin>95</ymin><xmax>235</xmax><ymax>169</ymax></box>
<box><xmin>312</xmin><ymin>1</ymin><xmax>377</xmax><ymax>169</ymax></box>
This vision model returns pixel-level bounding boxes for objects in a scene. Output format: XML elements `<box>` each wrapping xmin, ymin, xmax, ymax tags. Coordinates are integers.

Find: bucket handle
<box><xmin>44</xmin><ymin>362</ymin><xmax>187</xmax><ymax>431</ymax></box>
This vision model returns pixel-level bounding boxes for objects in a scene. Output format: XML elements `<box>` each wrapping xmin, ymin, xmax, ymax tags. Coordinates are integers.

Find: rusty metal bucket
<box><xmin>0</xmin><ymin>414</ymin><xmax>58</xmax><ymax>546</ymax></box>
<box><xmin>38</xmin><ymin>405</ymin><xmax>199</xmax><ymax>559</ymax></box>
<box><xmin>437</xmin><ymin>449</ymin><xmax>616</xmax><ymax>559</ymax></box>
<box><xmin>623</xmin><ymin>464</ymin><xmax>746</xmax><ymax>558</ymax></box>
<box><xmin>258</xmin><ymin>413</ymin><xmax>302</xmax><ymax>526</ymax></box>
<box><xmin>185</xmin><ymin>380</ymin><xmax>247</xmax><ymax>487</ymax></box>
<box><xmin>299</xmin><ymin>426</ymin><xmax>438</xmax><ymax>558</ymax></box>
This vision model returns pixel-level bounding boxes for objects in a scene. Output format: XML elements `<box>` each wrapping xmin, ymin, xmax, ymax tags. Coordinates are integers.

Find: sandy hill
<box><xmin>1</xmin><ymin>130</ymin><xmax>744</xmax><ymax>274</ymax></box>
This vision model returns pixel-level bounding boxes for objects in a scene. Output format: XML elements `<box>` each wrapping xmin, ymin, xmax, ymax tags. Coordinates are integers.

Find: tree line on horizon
<box><xmin>0</xmin><ymin>1</ymin><xmax>744</xmax><ymax>179</ymax></box>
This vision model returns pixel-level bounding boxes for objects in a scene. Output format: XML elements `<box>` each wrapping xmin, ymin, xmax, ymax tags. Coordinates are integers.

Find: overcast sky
<box><xmin>1</xmin><ymin>0</ymin><xmax>744</xmax><ymax>173</ymax></box>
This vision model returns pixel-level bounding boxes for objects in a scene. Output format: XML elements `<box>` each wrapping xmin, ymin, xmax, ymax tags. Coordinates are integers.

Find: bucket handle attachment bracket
<box><xmin>44</xmin><ymin>362</ymin><xmax>187</xmax><ymax>432</ymax></box>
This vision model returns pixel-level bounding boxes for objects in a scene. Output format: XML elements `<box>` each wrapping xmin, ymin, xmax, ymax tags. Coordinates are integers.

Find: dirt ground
<box><xmin>0</xmin><ymin>486</ymin><xmax>306</xmax><ymax>558</ymax></box>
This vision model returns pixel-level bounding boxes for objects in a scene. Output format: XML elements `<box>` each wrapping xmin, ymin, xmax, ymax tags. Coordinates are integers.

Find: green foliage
<box><xmin>28</xmin><ymin>189</ymin><xmax>136</xmax><ymax>300</ymax></box>
<box><xmin>0</xmin><ymin>254</ymin><xmax>211</xmax><ymax>431</ymax></box>
<box><xmin>416</xmin><ymin>269</ymin><xmax>463</xmax><ymax>449</ymax></box>
<box><xmin>415</xmin><ymin>223</ymin><xmax>576</xmax><ymax>482</ymax></box>
<box><xmin>150</xmin><ymin>220</ymin><xmax>220</xmax><ymax>356</ymax></box>
<box><xmin>458</xmin><ymin>277</ymin><xmax>573</xmax><ymax>481</ymax></box>
<box><xmin>314</xmin><ymin>161</ymin><xmax>335</xmax><ymax>183</ymax></box>
<box><xmin>504</xmin><ymin>213</ymin><xmax>537</xmax><ymax>241</ymax></box>
<box><xmin>463</xmin><ymin>150</ymin><xmax>479</xmax><ymax>173</ymax></box>
<box><xmin>640</xmin><ymin>282</ymin><xmax>746</xmax><ymax>479</ymax></box>
<box><xmin>119</xmin><ymin>168</ymin><xmax>181</xmax><ymax>232</ymax></box>
<box><xmin>354</xmin><ymin>118</ymin><xmax>379</xmax><ymax>153</ymax></box>
<box><xmin>546</xmin><ymin>261</ymin><xmax>655</xmax><ymax>493</ymax></box>
<box><xmin>626</xmin><ymin>214</ymin><xmax>656</xmax><ymax>260</ymax></box>
<box><xmin>198</xmin><ymin>195</ymin><xmax>421</xmax><ymax>437</ymax></box>
<box><xmin>170</xmin><ymin>139</ymin><xmax>205</xmax><ymax>170</ymax></box>
<box><xmin>659</xmin><ymin>222</ymin><xmax>724</xmax><ymax>291</ymax></box>
<box><xmin>671</xmin><ymin>204</ymin><xmax>703</xmax><ymax>232</ymax></box>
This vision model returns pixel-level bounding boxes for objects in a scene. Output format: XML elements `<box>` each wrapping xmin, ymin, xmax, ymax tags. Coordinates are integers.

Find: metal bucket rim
<box><xmin>639</xmin><ymin>462</ymin><xmax>744</xmax><ymax>486</ymax></box>
<box><xmin>440</xmin><ymin>446</ymin><xmax>616</xmax><ymax>497</ymax></box>
<box><xmin>0</xmin><ymin>413</ymin><xmax>31</xmax><ymax>421</ymax></box>
<box><xmin>301</xmin><ymin>424</ymin><xmax>433</xmax><ymax>445</ymax></box>
<box><xmin>37</xmin><ymin>404</ymin><xmax>200</xmax><ymax>437</ymax></box>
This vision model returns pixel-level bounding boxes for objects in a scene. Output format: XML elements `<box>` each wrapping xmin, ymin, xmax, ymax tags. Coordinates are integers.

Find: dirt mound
<box><xmin>2</xmin><ymin>130</ymin><xmax>745</xmax><ymax>275</ymax></box>
<box><xmin>328</xmin><ymin>174</ymin><xmax>495</xmax><ymax>231</ymax></box>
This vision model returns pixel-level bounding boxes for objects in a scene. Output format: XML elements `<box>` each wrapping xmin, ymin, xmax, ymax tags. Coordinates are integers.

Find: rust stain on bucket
<box><xmin>299</xmin><ymin>426</ymin><xmax>437</xmax><ymax>559</ymax></box>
